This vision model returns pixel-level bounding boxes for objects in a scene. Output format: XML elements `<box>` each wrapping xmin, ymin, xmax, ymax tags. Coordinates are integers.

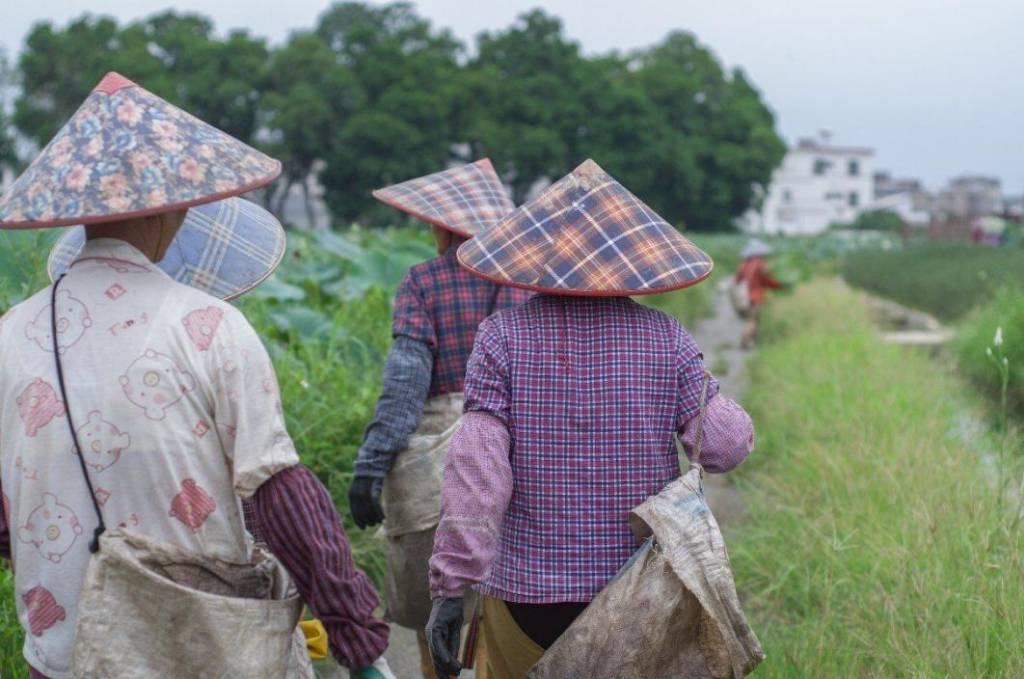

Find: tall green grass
<box><xmin>731</xmin><ymin>280</ymin><xmax>1024</xmax><ymax>677</ymax></box>
<box><xmin>842</xmin><ymin>243</ymin><xmax>1024</xmax><ymax>321</ymax></box>
<box><xmin>954</xmin><ymin>287</ymin><xmax>1024</xmax><ymax>420</ymax></box>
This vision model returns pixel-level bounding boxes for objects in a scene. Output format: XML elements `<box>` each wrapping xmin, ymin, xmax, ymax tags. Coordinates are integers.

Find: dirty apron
<box><xmin>71</xmin><ymin>531</ymin><xmax>313</xmax><ymax>679</ymax></box>
<box><xmin>381</xmin><ymin>392</ymin><xmax>476</xmax><ymax>629</ymax></box>
<box><xmin>527</xmin><ymin>374</ymin><xmax>765</xmax><ymax>679</ymax></box>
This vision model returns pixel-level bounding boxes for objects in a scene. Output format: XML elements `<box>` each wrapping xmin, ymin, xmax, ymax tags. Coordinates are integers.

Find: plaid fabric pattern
<box><xmin>393</xmin><ymin>247</ymin><xmax>531</xmax><ymax>397</ymax></box>
<box><xmin>463</xmin><ymin>295</ymin><xmax>719</xmax><ymax>602</ymax></box>
<box><xmin>373</xmin><ymin>159</ymin><xmax>514</xmax><ymax>237</ymax></box>
<box><xmin>458</xmin><ymin>159</ymin><xmax>713</xmax><ymax>296</ymax></box>
<box><xmin>48</xmin><ymin>197</ymin><xmax>285</xmax><ymax>301</ymax></box>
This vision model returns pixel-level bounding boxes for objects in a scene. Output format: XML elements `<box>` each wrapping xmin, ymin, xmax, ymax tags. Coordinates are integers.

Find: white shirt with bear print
<box><xmin>0</xmin><ymin>238</ymin><xmax>299</xmax><ymax>678</ymax></box>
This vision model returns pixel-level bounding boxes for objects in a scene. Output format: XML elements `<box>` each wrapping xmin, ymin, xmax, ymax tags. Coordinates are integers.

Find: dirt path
<box><xmin>337</xmin><ymin>286</ymin><xmax>751</xmax><ymax>677</ymax></box>
<box><xmin>688</xmin><ymin>282</ymin><xmax>750</xmax><ymax>531</ymax></box>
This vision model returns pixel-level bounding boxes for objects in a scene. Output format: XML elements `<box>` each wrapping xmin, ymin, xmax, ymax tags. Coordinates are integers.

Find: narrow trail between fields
<box><xmin>690</xmin><ymin>282</ymin><xmax>751</xmax><ymax>531</ymax></box>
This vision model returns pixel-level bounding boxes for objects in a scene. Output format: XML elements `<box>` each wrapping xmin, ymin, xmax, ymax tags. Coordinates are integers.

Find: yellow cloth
<box><xmin>479</xmin><ymin>597</ymin><xmax>545</xmax><ymax>679</ymax></box>
<box><xmin>300</xmin><ymin>619</ymin><xmax>329</xmax><ymax>660</ymax></box>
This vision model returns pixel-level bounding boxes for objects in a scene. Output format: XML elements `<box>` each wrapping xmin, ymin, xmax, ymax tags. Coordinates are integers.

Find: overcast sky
<box><xmin>3</xmin><ymin>0</ymin><xmax>1022</xmax><ymax>192</ymax></box>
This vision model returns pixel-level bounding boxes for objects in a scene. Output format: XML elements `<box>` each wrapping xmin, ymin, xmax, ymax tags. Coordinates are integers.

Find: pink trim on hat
<box><xmin>0</xmin><ymin>166</ymin><xmax>281</xmax><ymax>230</ymax></box>
<box><xmin>371</xmin><ymin>190</ymin><xmax>474</xmax><ymax>238</ymax></box>
<box><xmin>93</xmin><ymin>72</ymin><xmax>138</xmax><ymax>95</ymax></box>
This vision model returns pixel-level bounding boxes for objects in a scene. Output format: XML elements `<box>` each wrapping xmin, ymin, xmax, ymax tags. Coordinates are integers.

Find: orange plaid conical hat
<box><xmin>0</xmin><ymin>72</ymin><xmax>281</xmax><ymax>229</ymax></box>
<box><xmin>372</xmin><ymin>159</ymin><xmax>514</xmax><ymax>238</ymax></box>
<box><xmin>457</xmin><ymin>159</ymin><xmax>713</xmax><ymax>296</ymax></box>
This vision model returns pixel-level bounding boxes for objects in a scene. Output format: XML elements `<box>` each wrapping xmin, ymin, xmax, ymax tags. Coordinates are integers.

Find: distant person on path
<box><xmin>425</xmin><ymin>160</ymin><xmax>756</xmax><ymax>678</ymax></box>
<box><xmin>735</xmin><ymin>239</ymin><xmax>782</xmax><ymax>349</ymax></box>
<box><xmin>0</xmin><ymin>73</ymin><xmax>391</xmax><ymax>678</ymax></box>
<box><xmin>347</xmin><ymin>160</ymin><xmax>530</xmax><ymax>678</ymax></box>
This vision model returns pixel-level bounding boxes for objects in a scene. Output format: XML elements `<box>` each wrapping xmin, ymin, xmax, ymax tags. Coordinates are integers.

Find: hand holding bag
<box><xmin>527</xmin><ymin>373</ymin><xmax>765</xmax><ymax>679</ymax></box>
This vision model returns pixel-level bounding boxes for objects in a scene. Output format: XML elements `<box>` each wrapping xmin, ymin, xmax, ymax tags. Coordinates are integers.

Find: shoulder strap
<box><xmin>485</xmin><ymin>283</ymin><xmax>502</xmax><ymax>317</ymax></box>
<box><xmin>51</xmin><ymin>275</ymin><xmax>106</xmax><ymax>553</ymax></box>
<box><xmin>691</xmin><ymin>370</ymin><xmax>712</xmax><ymax>468</ymax></box>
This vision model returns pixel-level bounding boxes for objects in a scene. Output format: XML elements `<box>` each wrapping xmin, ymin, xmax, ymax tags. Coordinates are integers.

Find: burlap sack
<box><xmin>71</xmin><ymin>529</ymin><xmax>312</xmax><ymax>679</ymax></box>
<box><xmin>528</xmin><ymin>372</ymin><xmax>763</xmax><ymax>678</ymax></box>
<box><xmin>380</xmin><ymin>393</ymin><xmax>466</xmax><ymax>628</ymax></box>
<box><xmin>527</xmin><ymin>467</ymin><xmax>764</xmax><ymax>679</ymax></box>
<box><xmin>382</xmin><ymin>393</ymin><xmax>464</xmax><ymax>538</ymax></box>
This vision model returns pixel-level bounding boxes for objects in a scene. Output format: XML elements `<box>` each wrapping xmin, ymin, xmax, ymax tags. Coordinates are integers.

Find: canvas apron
<box><xmin>45</xmin><ymin>277</ymin><xmax>312</xmax><ymax>678</ymax></box>
<box><xmin>527</xmin><ymin>373</ymin><xmax>765</xmax><ymax>679</ymax></box>
<box><xmin>71</xmin><ymin>531</ymin><xmax>312</xmax><ymax>679</ymax></box>
<box><xmin>380</xmin><ymin>392</ymin><xmax>472</xmax><ymax>628</ymax></box>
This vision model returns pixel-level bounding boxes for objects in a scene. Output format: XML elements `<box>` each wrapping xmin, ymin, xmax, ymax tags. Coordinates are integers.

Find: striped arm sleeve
<box><xmin>252</xmin><ymin>465</ymin><xmax>389</xmax><ymax>669</ymax></box>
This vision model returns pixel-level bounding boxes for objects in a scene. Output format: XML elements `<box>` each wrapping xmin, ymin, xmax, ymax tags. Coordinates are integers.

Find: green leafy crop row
<box><xmin>842</xmin><ymin>243</ymin><xmax>1024</xmax><ymax>321</ymax></box>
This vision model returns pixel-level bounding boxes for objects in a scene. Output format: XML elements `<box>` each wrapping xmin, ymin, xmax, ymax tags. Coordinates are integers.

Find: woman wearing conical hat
<box><xmin>0</xmin><ymin>73</ymin><xmax>393</xmax><ymax>678</ymax></box>
<box><xmin>347</xmin><ymin>159</ymin><xmax>530</xmax><ymax>678</ymax></box>
<box><xmin>735</xmin><ymin>238</ymin><xmax>782</xmax><ymax>349</ymax></box>
<box><xmin>424</xmin><ymin>160</ymin><xmax>756</xmax><ymax>678</ymax></box>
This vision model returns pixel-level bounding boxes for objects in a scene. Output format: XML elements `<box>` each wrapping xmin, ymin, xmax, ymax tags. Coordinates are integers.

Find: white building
<box><xmin>744</xmin><ymin>133</ymin><xmax>874</xmax><ymax>235</ymax></box>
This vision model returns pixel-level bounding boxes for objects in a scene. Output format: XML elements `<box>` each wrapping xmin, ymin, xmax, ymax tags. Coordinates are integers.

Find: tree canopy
<box><xmin>0</xmin><ymin>51</ymin><xmax>16</xmax><ymax>174</ymax></box>
<box><xmin>7</xmin><ymin>3</ymin><xmax>785</xmax><ymax>231</ymax></box>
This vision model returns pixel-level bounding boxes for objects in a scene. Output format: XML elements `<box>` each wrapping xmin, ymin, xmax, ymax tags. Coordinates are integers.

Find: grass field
<box><xmin>954</xmin><ymin>287</ymin><xmax>1024</xmax><ymax>419</ymax></box>
<box><xmin>731</xmin><ymin>280</ymin><xmax>1024</xmax><ymax>677</ymax></box>
<box><xmin>842</xmin><ymin>243</ymin><xmax>1024</xmax><ymax>321</ymax></box>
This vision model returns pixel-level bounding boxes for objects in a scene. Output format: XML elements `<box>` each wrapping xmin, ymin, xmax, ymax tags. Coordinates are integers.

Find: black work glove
<box><xmin>348</xmin><ymin>476</ymin><xmax>384</xmax><ymax>529</ymax></box>
<box><xmin>425</xmin><ymin>596</ymin><xmax>464</xmax><ymax>677</ymax></box>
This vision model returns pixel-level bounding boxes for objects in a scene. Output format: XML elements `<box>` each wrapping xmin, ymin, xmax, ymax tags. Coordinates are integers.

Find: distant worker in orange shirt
<box><xmin>734</xmin><ymin>239</ymin><xmax>781</xmax><ymax>349</ymax></box>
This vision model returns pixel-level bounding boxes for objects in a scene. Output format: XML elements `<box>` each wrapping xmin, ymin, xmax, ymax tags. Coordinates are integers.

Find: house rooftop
<box><xmin>795</xmin><ymin>138</ymin><xmax>874</xmax><ymax>156</ymax></box>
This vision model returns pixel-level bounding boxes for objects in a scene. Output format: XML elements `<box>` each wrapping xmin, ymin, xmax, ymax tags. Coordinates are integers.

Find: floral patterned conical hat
<box><xmin>0</xmin><ymin>72</ymin><xmax>281</xmax><ymax>229</ymax></box>
<box><xmin>457</xmin><ymin>159</ymin><xmax>713</xmax><ymax>296</ymax></box>
<box><xmin>372</xmin><ymin>158</ymin><xmax>514</xmax><ymax>238</ymax></box>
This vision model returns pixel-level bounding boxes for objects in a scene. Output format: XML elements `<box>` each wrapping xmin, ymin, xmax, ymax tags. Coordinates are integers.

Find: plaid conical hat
<box><xmin>0</xmin><ymin>72</ymin><xmax>281</xmax><ymax>229</ymax></box>
<box><xmin>372</xmin><ymin>158</ymin><xmax>514</xmax><ymax>238</ymax></box>
<box><xmin>457</xmin><ymin>159</ymin><xmax>713</xmax><ymax>297</ymax></box>
<box><xmin>47</xmin><ymin>197</ymin><xmax>286</xmax><ymax>301</ymax></box>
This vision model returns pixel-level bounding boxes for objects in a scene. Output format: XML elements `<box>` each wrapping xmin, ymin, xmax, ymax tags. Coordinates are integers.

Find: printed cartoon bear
<box><xmin>74</xmin><ymin>411</ymin><xmax>131</xmax><ymax>472</ymax></box>
<box><xmin>18</xmin><ymin>494</ymin><xmax>83</xmax><ymax>563</ymax></box>
<box><xmin>22</xmin><ymin>586</ymin><xmax>66</xmax><ymax>637</ymax></box>
<box><xmin>119</xmin><ymin>350</ymin><xmax>197</xmax><ymax>420</ymax></box>
<box><xmin>25</xmin><ymin>289</ymin><xmax>93</xmax><ymax>354</ymax></box>
<box><xmin>169</xmin><ymin>479</ymin><xmax>216</xmax><ymax>531</ymax></box>
<box><xmin>16</xmin><ymin>379</ymin><xmax>66</xmax><ymax>437</ymax></box>
<box><xmin>182</xmin><ymin>306</ymin><xmax>224</xmax><ymax>352</ymax></box>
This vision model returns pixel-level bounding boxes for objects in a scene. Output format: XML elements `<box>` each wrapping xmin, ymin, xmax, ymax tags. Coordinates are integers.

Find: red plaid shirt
<box><xmin>392</xmin><ymin>247</ymin><xmax>531</xmax><ymax>397</ymax></box>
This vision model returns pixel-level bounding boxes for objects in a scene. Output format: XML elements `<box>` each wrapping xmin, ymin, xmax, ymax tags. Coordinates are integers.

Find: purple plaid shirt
<box><xmin>462</xmin><ymin>295</ymin><xmax>718</xmax><ymax>603</ymax></box>
<box><xmin>392</xmin><ymin>246</ymin><xmax>531</xmax><ymax>397</ymax></box>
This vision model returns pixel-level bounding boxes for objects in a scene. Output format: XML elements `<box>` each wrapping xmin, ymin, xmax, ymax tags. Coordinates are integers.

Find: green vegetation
<box><xmin>240</xmin><ymin>227</ymin><xmax>436</xmax><ymax>582</ymax></box>
<box><xmin>0</xmin><ymin>230</ymin><xmax>55</xmax><ymax>311</ymax></box>
<box><xmin>842</xmin><ymin>243</ymin><xmax>1024</xmax><ymax>321</ymax></box>
<box><xmin>9</xmin><ymin>3</ymin><xmax>783</xmax><ymax>231</ymax></box>
<box><xmin>0</xmin><ymin>571</ymin><xmax>19</xmax><ymax>678</ymax></box>
<box><xmin>830</xmin><ymin>208</ymin><xmax>904</xmax><ymax>232</ymax></box>
<box><xmin>955</xmin><ymin>287</ymin><xmax>1024</xmax><ymax>418</ymax></box>
<box><xmin>731</xmin><ymin>280</ymin><xmax>1024</xmax><ymax>677</ymax></box>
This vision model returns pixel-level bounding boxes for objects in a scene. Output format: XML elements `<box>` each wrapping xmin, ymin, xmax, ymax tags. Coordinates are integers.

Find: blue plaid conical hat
<box><xmin>372</xmin><ymin>159</ymin><xmax>514</xmax><ymax>238</ymax></box>
<box><xmin>0</xmin><ymin>71</ymin><xmax>281</xmax><ymax>229</ymax></box>
<box><xmin>457</xmin><ymin>159</ymin><xmax>713</xmax><ymax>297</ymax></box>
<box><xmin>47</xmin><ymin>197</ymin><xmax>286</xmax><ymax>301</ymax></box>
